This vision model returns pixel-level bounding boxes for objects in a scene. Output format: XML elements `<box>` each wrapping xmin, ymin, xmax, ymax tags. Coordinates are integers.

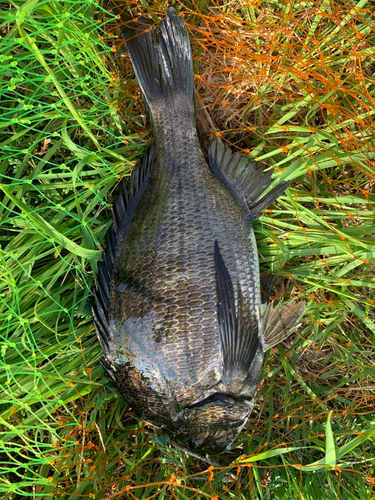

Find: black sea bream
<box><xmin>93</xmin><ymin>8</ymin><xmax>305</xmax><ymax>453</ymax></box>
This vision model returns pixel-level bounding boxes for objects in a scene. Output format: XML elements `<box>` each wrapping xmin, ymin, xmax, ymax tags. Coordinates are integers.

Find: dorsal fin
<box><xmin>214</xmin><ymin>240</ymin><xmax>261</xmax><ymax>380</ymax></box>
<box><xmin>208</xmin><ymin>142</ymin><xmax>291</xmax><ymax>219</ymax></box>
<box><xmin>112</xmin><ymin>145</ymin><xmax>154</xmax><ymax>253</ymax></box>
<box><xmin>92</xmin><ymin>145</ymin><xmax>154</xmax><ymax>381</ymax></box>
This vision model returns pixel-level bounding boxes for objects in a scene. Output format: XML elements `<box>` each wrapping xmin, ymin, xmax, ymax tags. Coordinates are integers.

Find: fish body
<box><xmin>93</xmin><ymin>8</ymin><xmax>305</xmax><ymax>453</ymax></box>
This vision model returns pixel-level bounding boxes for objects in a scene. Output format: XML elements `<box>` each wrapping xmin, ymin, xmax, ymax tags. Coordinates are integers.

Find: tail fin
<box><xmin>119</xmin><ymin>8</ymin><xmax>194</xmax><ymax>111</ymax></box>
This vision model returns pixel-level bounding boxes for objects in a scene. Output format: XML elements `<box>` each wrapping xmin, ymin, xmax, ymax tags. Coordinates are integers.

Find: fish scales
<box><xmin>110</xmin><ymin>117</ymin><xmax>258</xmax><ymax>395</ymax></box>
<box><xmin>93</xmin><ymin>7</ymin><xmax>305</xmax><ymax>452</ymax></box>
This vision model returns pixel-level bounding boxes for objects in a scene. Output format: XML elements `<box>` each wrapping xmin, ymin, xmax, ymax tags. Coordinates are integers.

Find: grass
<box><xmin>0</xmin><ymin>0</ymin><xmax>374</xmax><ymax>498</ymax></box>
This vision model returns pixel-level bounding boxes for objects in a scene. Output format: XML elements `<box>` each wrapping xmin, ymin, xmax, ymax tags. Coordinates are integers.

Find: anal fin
<box><xmin>209</xmin><ymin>142</ymin><xmax>291</xmax><ymax>219</ymax></box>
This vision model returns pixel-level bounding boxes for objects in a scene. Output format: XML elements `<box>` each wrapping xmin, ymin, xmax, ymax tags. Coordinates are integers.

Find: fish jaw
<box><xmin>106</xmin><ymin>315</ymin><xmax>263</xmax><ymax>454</ymax></box>
<box><xmin>171</xmin><ymin>395</ymin><xmax>254</xmax><ymax>453</ymax></box>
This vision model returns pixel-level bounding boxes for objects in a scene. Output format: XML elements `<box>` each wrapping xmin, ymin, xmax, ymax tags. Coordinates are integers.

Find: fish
<box><xmin>92</xmin><ymin>7</ymin><xmax>305</xmax><ymax>453</ymax></box>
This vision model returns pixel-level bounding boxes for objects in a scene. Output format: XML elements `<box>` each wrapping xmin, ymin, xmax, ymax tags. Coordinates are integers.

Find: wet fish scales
<box><xmin>93</xmin><ymin>7</ymin><xmax>305</xmax><ymax>453</ymax></box>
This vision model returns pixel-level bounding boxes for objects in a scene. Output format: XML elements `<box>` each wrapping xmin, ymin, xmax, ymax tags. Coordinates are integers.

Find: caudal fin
<box><xmin>118</xmin><ymin>8</ymin><xmax>194</xmax><ymax>112</ymax></box>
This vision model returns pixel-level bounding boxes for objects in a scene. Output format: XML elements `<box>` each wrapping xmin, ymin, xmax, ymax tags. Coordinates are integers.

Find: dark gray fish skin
<box><xmin>93</xmin><ymin>8</ymin><xmax>305</xmax><ymax>453</ymax></box>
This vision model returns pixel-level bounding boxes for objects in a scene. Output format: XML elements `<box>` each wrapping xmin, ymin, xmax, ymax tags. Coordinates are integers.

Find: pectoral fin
<box><xmin>262</xmin><ymin>300</ymin><xmax>306</xmax><ymax>350</ymax></box>
<box><xmin>214</xmin><ymin>240</ymin><xmax>261</xmax><ymax>377</ymax></box>
<box><xmin>209</xmin><ymin>142</ymin><xmax>291</xmax><ymax>219</ymax></box>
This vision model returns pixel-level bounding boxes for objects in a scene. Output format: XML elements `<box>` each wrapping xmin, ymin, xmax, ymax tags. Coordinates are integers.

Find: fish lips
<box><xmin>172</xmin><ymin>393</ymin><xmax>254</xmax><ymax>453</ymax></box>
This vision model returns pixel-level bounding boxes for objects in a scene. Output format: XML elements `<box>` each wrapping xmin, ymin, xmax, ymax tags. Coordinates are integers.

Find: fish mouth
<box><xmin>187</xmin><ymin>391</ymin><xmax>253</xmax><ymax>409</ymax></box>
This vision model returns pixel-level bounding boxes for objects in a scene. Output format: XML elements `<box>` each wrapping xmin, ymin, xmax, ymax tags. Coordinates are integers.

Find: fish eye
<box><xmin>195</xmin><ymin>441</ymin><xmax>206</xmax><ymax>450</ymax></box>
<box><xmin>192</xmin><ymin>438</ymin><xmax>206</xmax><ymax>450</ymax></box>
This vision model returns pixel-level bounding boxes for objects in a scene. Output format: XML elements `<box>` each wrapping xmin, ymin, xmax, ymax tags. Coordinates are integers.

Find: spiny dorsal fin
<box><xmin>92</xmin><ymin>145</ymin><xmax>154</xmax><ymax>381</ymax></box>
<box><xmin>214</xmin><ymin>240</ymin><xmax>260</xmax><ymax>378</ymax></box>
<box><xmin>262</xmin><ymin>300</ymin><xmax>306</xmax><ymax>350</ymax></box>
<box><xmin>208</xmin><ymin>142</ymin><xmax>291</xmax><ymax>219</ymax></box>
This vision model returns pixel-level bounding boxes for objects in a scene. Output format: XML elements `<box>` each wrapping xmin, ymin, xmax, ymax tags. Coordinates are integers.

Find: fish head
<box><xmin>174</xmin><ymin>393</ymin><xmax>253</xmax><ymax>453</ymax></box>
